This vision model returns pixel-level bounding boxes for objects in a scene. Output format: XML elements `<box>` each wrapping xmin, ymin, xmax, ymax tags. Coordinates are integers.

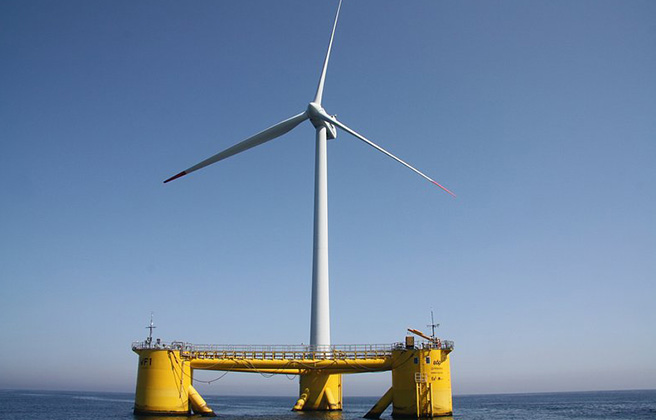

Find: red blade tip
<box><xmin>164</xmin><ymin>171</ymin><xmax>187</xmax><ymax>184</ymax></box>
<box><xmin>431</xmin><ymin>180</ymin><xmax>456</xmax><ymax>197</ymax></box>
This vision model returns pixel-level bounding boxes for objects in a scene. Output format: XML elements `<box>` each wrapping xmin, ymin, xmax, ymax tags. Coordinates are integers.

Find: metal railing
<box><xmin>132</xmin><ymin>342</ymin><xmax>400</xmax><ymax>360</ymax></box>
<box><xmin>132</xmin><ymin>340</ymin><xmax>176</xmax><ymax>350</ymax></box>
<box><xmin>415</xmin><ymin>372</ymin><xmax>428</xmax><ymax>383</ymax></box>
<box><xmin>418</xmin><ymin>340</ymin><xmax>455</xmax><ymax>351</ymax></box>
<box><xmin>190</xmin><ymin>343</ymin><xmax>396</xmax><ymax>361</ymax></box>
<box><xmin>131</xmin><ymin>339</ymin><xmax>454</xmax><ymax>359</ymax></box>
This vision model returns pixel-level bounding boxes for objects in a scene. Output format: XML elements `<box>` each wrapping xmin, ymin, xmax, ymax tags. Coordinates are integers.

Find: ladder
<box><xmin>414</xmin><ymin>373</ymin><xmax>433</xmax><ymax>418</ymax></box>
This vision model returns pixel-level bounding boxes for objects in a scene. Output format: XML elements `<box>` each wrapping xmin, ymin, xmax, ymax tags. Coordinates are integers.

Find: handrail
<box><xmin>131</xmin><ymin>339</ymin><xmax>454</xmax><ymax>355</ymax></box>
<box><xmin>132</xmin><ymin>341</ymin><xmax>400</xmax><ymax>352</ymax></box>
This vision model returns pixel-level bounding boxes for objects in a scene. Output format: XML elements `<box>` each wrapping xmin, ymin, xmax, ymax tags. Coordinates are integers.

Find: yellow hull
<box><xmin>134</xmin><ymin>349</ymin><xmax>192</xmax><ymax>415</ymax></box>
<box><xmin>133</xmin><ymin>340</ymin><xmax>452</xmax><ymax>417</ymax></box>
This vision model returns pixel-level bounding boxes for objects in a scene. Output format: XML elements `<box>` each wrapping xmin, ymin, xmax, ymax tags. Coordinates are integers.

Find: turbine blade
<box><xmin>313</xmin><ymin>0</ymin><xmax>343</xmax><ymax>105</ymax></box>
<box><xmin>164</xmin><ymin>111</ymin><xmax>308</xmax><ymax>183</ymax></box>
<box><xmin>321</xmin><ymin>114</ymin><xmax>456</xmax><ymax>197</ymax></box>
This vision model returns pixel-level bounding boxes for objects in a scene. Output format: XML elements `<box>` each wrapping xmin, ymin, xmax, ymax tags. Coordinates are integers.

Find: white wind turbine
<box><xmin>164</xmin><ymin>0</ymin><xmax>455</xmax><ymax>349</ymax></box>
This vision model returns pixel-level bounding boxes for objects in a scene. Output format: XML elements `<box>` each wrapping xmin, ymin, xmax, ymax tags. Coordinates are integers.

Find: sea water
<box><xmin>0</xmin><ymin>390</ymin><xmax>654</xmax><ymax>420</ymax></box>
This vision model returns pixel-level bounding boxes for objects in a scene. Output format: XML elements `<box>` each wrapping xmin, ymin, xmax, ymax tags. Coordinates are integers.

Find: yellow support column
<box><xmin>390</xmin><ymin>347</ymin><xmax>452</xmax><ymax>417</ymax></box>
<box><xmin>364</xmin><ymin>386</ymin><xmax>394</xmax><ymax>419</ymax></box>
<box><xmin>133</xmin><ymin>348</ymin><xmax>192</xmax><ymax>415</ymax></box>
<box><xmin>188</xmin><ymin>384</ymin><xmax>216</xmax><ymax>416</ymax></box>
<box><xmin>293</xmin><ymin>373</ymin><xmax>342</xmax><ymax>411</ymax></box>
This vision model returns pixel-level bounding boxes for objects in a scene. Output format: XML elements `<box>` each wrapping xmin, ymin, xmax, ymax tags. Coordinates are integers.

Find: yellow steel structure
<box><xmin>365</xmin><ymin>331</ymin><xmax>453</xmax><ymax>418</ymax></box>
<box><xmin>132</xmin><ymin>338</ymin><xmax>453</xmax><ymax>417</ymax></box>
<box><xmin>188</xmin><ymin>384</ymin><xmax>215</xmax><ymax>416</ymax></box>
<box><xmin>134</xmin><ymin>348</ymin><xmax>192</xmax><ymax>415</ymax></box>
<box><xmin>390</xmin><ymin>346</ymin><xmax>452</xmax><ymax>417</ymax></box>
<box><xmin>293</xmin><ymin>373</ymin><xmax>341</xmax><ymax>411</ymax></box>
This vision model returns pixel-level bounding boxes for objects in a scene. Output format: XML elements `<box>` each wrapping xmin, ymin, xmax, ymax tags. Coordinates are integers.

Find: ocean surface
<box><xmin>0</xmin><ymin>390</ymin><xmax>654</xmax><ymax>420</ymax></box>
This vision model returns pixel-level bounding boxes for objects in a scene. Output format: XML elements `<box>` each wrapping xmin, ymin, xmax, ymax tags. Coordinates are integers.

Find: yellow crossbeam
<box><xmin>189</xmin><ymin>357</ymin><xmax>394</xmax><ymax>374</ymax></box>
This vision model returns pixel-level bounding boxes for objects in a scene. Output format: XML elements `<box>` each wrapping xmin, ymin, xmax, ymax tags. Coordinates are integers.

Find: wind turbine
<box><xmin>164</xmin><ymin>0</ymin><xmax>455</xmax><ymax>350</ymax></box>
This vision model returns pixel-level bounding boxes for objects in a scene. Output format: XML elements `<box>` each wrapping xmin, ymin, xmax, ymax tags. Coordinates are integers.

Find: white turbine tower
<box><xmin>164</xmin><ymin>0</ymin><xmax>455</xmax><ymax>350</ymax></box>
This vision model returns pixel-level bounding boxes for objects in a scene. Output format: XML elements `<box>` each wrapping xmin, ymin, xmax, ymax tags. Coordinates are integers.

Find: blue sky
<box><xmin>1</xmin><ymin>0</ymin><xmax>655</xmax><ymax>397</ymax></box>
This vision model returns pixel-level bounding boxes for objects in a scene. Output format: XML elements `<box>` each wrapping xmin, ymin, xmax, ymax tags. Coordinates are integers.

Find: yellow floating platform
<box><xmin>132</xmin><ymin>338</ymin><xmax>454</xmax><ymax>417</ymax></box>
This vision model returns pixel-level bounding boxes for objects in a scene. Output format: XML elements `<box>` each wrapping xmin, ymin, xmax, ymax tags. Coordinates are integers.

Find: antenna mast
<box><xmin>146</xmin><ymin>312</ymin><xmax>156</xmax><ymax>347</ymax></box>
<box><xmin>427</xmin><ymin>310</ymin><xmax>439</xmax><ymax>339</ymax></box>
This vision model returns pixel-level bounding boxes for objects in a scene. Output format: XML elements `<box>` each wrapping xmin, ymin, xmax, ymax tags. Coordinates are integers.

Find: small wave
<box><xmin>19</xmin><ymin>393</ymin><xmax>52</xmax><ymax>397</ymax></box>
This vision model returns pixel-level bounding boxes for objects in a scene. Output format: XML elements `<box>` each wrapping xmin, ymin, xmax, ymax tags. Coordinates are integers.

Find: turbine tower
<box><xmin>164</xmin><ymin>0</ymin><xmax>454</xmax><ymax>349</ymax></box>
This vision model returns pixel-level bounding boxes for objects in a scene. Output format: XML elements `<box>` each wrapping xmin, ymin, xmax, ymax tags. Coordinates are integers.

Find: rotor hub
<box><xmin>307</xmin><ymin>102</ymin><xmax>337</xmax><ymax>139</ymax></box>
